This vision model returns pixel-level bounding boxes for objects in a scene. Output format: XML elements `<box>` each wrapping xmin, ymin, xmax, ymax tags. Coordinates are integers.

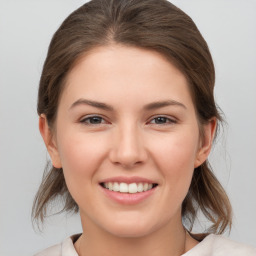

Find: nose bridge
<box><xmin>109</xmin><ymin>120</ymin><xmax>147</xmax><ymax>168</ymax></box>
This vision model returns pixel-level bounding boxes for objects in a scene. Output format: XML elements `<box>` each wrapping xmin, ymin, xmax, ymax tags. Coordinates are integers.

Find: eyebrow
<box><xmin>69</xmin><ymin>98</ymin><xmax>114</xmax><ymax>111</ymax></box>
<box><xmin>143</xmin><ymin>100</ymin><xmax>187</xmax><ymax>110</ymax></box>
<box><xmin>69</xmin><ymin>98</ymin><xmax>186</xmax><ymax>111</ymax></box>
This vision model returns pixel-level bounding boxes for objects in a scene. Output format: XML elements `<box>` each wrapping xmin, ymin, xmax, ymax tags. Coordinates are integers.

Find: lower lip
<box><xmin>100</xmin><ymin>185</ymin><xmax>157</xmax><ymax>205</ymax></box>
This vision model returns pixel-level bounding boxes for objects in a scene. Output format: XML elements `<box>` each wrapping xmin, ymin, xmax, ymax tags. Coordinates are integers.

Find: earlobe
<box><xmin>39</xmin><ymin>114</ymin><xmax>62</xmax><ymax>168</ymax></box>
<box><xmin>194</xmin><ymin>118</ymin><xmax>217</xmax><ymax>168</ymax></box>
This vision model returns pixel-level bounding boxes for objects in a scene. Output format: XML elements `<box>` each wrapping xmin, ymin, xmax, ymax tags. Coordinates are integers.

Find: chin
<box><xmin>101</xmin><ymin>217</ymin><xmax>159</xmax><ymax>238</ymax></box>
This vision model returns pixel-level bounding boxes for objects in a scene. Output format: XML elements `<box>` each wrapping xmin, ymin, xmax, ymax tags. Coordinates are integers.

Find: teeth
<box><xmin>137</xmin><ymin>183</ymin><xmax>143</xmax><ymax>192</ymax></box>
<box><xmin>143</xmin><ymin>183</ymin><xmax>149</xmax><ymax>191</ymax></box>
<box><xmin>128</xmin><ymin>183</ymin><xmax>137</xmax><ymax>193</ymax></box>
<box><xmin>120</xmin><ymin>183</ymin><xmax>128</xmax><ymax>193</ymax></box>
<box><xmin>102</xmin><ymin>182</ymin><xmax>156</xmax><ymax>193</ymax></box>
<box><xmin>113</xmin><ymin>182</ymin><xmax>119</xmax><ymax>192</ymax></box>
<box><xmin>108</xmin><ymin>182</ymin><xmax>113</xmax><ymax>191</ymax></box>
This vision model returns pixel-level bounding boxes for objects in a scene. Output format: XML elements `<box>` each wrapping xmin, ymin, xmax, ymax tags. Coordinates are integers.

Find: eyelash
<box><xmin>79</xmin><ymin>115</ymin><xmax>177</xmax><ymax>126</ymax></box>
<box><xmin>148</xmin><ymin>116</ymin><xmax>177</xmax><ymax>125</ymax></box>
<box><xmin>80</xmin><ymin>115</ymin><xmax>108</xmax><ymax>125</ymax></box>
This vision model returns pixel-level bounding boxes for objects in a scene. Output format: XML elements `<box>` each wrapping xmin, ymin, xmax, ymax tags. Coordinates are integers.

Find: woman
<box><xmin>32</xmin><ymin>0</ymin><xmax>256</xmax><ymax>255</ymax></box>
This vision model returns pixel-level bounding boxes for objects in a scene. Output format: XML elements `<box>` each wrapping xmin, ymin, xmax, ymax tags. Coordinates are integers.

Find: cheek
<box><xmin>56</xmin><ymin>131</ymin><xmax>108</xmax><ymax>191</ymax></box>
<box><xmin>150</xmin><ymin>130</ymin><xmax>199</xmax><ymax>188</ymax></box>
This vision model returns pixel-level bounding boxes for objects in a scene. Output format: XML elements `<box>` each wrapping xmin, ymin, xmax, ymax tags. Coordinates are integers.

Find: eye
<box><xmin>80</xmin><ymin>115</ymin><xmax>107</xmax><ymax>125</ymax></box>
<box><xmin>149</xmin><ymin>116</ymin><xmax>176</xmax><ymax>125</ymax></box>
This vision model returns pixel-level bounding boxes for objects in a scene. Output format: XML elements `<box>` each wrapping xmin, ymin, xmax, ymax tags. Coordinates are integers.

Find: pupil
<box><xmin>91</xmin><ymin>117</ymin><xmax>102</xmax><ymax>123</ymax></box>
<box><xmin>155</xmin><ymin>117</ymin><xmax>166</xmax><ymax>124</ymax></box>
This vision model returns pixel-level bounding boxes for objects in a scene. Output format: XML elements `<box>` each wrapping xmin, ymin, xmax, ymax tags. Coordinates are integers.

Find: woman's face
<box><xmin>41</xmin><ymin>45</ymin><xmax>214</xmax><ymax>238</ymax></box>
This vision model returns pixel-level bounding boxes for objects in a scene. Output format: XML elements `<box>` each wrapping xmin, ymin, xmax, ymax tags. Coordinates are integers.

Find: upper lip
<box><xmin>99</xmin><ymin>176</ymin><xmax>157</xmax><ymax>184</ymax></box>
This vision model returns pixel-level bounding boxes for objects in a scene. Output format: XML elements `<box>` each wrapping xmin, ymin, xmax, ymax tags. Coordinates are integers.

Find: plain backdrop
<box><xmin>0</xmin><ymin>0</ymin><xmax>255</xmax><ymax>255</ymax></box>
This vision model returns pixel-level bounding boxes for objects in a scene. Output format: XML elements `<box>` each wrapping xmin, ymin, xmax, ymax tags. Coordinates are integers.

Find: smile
<box><xmin>100</xmin><ymin>182</ymin><xmax>158</xmax><ymax>193</ymax></box>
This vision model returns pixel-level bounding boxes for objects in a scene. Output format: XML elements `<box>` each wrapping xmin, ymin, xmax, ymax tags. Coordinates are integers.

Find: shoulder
<box><xmin>184</xmin><ymin>234</ymin><xmax>256</xmax><ymax>256</ymax></box>
<box><xmin>34</xmin><ymin>243</ymin><xmax>61</xmax><ymax>256</ymax></box>
<box><xmin>209</xmin><ymin>235</ymin><xmax>256</xmax><ymax>255</ymax></box>
<box><xmin>34</xmin><ymin>234</ymin><xmax>80</xmax><ymax>256</ymax></box>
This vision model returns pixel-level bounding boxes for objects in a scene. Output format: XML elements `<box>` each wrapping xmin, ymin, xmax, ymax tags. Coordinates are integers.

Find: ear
<box><xmin>39</xmin><ymin>114</ymin><xmax>62</xmax><ymax>168</ymax></box>
<box><xmin>194</xmin><ymin>118</ymin><xmax>217</xmax><ymax>168</ymax></box>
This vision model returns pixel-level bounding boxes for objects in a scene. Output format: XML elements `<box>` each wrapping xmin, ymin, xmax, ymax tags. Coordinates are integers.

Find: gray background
<box><xmin>0</xmin><ymin>0</ymin><xmax>255</xmax><ymax>255</ymax></box>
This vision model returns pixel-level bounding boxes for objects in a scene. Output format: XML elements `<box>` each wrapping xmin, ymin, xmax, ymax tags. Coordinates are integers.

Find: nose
<box><xmin>109</xmin><ymin>124</ymin><xmax>148</xmax><ymax>169</ymax></box>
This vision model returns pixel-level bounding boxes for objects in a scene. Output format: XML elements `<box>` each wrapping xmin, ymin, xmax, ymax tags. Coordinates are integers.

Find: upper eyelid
<box><xmin>80</xmin><ymin>114</ymin><xmax>106</xmax><ymax>119</ymax></box>
<box><xmin>148</xmin><ymin>115</ymin><xmax>177</xmax><ymax>122</ymax></box>
<box><xmin>81</xmin><ymin>115</ymin><xmax>94</xmax><ymax>119</ymax></box>
<box><xmin>79</xmin><ymin>114</ymin><xmax>108</xmax><ymax>123</ymax></box>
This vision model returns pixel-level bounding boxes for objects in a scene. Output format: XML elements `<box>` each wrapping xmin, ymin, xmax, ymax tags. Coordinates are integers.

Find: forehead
<box><xmin>68</xmin><ymin>44</ymin><xmax>185</xmax><ymax>83</ymax></box>
<box><xmin>61</xmin><ymin>44</ymin><xmax>194</xmax><ymax>111</ymax></box>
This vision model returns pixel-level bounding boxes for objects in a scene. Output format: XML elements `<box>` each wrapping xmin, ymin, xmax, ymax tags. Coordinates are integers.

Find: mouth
<box><xmin>100</xmin><ymin>182</ymin><xmax>158</xmax><ymax>194</ymax></box>
<box><xmin>99</xmin><ymin>178</ymin><xmax>159</xmax><ymax>204</ymax></box>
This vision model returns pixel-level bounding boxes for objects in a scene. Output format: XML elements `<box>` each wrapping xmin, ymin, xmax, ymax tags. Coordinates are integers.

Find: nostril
<box><xmin>108</xmin><ymin>136</ymin><xmax>148</xmax><ymax>168</ymax></box>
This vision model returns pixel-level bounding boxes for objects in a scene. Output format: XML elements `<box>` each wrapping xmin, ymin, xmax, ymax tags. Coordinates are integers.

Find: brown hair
<box><xmin>32</xmin><ymin>0</ymin><xmax>232</xmax><ymax>234</ymax></box>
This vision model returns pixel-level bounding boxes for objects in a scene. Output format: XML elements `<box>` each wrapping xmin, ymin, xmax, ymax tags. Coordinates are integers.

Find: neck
<box><xmin>76</xmin><ymin>215</ymin><xmax>190</xmax><ymax>256</ymax></box>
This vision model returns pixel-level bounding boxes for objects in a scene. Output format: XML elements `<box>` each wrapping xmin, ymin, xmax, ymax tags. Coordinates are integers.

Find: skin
<box><xmin>40</xmin><ymin>44</ymin><xmax>216</xmax><ymax>256</ymax></box>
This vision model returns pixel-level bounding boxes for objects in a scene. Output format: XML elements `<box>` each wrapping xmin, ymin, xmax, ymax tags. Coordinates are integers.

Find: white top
<box><xmin>34</xmin><ymin>234</ymin><xmax>256</xmax><ymax>256</ymax></box>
